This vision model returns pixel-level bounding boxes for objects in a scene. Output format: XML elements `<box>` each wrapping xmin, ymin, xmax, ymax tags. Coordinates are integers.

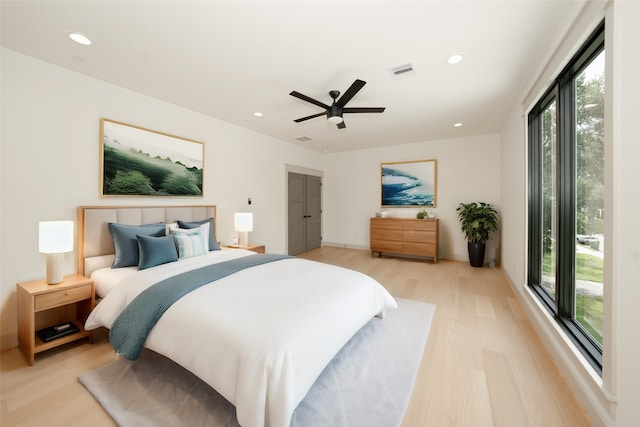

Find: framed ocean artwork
<box><xmin>380</xmin><ymin>159</ymin><xmax>437</xmax><ymax>207</ymax></box>
<box><xmin>100</xmin><ymin>118</ymin><xmax>204</xmax><ymax>197</ymax></box>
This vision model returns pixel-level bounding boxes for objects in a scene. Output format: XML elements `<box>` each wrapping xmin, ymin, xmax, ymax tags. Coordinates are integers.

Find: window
<box><xmin>527</xmin><ymin>22</ymin><xmax>604</xmax><ymax>374</ymax></box>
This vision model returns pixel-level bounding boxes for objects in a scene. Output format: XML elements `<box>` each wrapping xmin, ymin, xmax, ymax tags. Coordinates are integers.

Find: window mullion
<box><xmin>527</xmin><ymin>113</ymin><xmax>542</xmax><ymax>286</ymax></box>
<box><xmin>556</xmin><ymin>77</ymin><xmax>576</xmax><ymax>319</ymax></box>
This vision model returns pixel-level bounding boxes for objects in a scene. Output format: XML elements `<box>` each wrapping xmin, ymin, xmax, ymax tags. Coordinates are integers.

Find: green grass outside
<box><xmin>576</xmin><ymin>251</ymin><xmax>604</xmax><ymax>282</ymax></box>
<box><xmin>576</xmin><ymin>293</ymin><xmax>603</xmax><ymax>345</ymax></box>
<box><xmin>541</xmin><ymin>247</ymin><xmax>603</xmax><ymax>282</ymax></box>
<box><xmin>542</xmin><ymin>246</ymin><xmax>604</xmax><ymax>345</ymax></box>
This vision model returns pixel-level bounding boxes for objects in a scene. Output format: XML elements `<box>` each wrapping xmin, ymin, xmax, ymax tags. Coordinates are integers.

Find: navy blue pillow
<box><xmin>177</xmin><ymin>218</ymin><xmax>220</xmax><ymax>250</ymax></box>
<box><xmin>136</xmin><ymin>234</ymin><xmax>178</xmax><ymax>270</ymax></box>
<box><xmin>108</xmin><ymin>223</ymin><xmax>166</xmax><ymax>268</ymax></box>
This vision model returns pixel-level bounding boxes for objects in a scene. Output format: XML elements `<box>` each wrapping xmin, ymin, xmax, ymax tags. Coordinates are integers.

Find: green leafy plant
<box><xmin>416</xmin><ymin>209</ymin><xmax>427</xmax><ymax>219</ymax></box>
<box><xmin>456</xmin><ymin>202</ymin><xmax>498</xmax><ymax>244</ymax></box>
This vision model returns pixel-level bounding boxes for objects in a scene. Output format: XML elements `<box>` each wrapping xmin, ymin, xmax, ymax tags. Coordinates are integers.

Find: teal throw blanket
<box><xmin>110</xmin><ymin>253</ymin><xmax>292</xmax><ymax>360</ymax></box>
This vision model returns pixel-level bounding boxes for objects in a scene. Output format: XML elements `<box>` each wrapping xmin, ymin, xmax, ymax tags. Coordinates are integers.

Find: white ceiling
<box><xmin>1</xmin><ymin>1</ymin><xmax>584</xmax><ymax>153</ymax></box>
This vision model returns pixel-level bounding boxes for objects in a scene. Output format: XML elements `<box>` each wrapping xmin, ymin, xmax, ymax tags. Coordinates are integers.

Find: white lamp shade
<box><xmin>234</xmin><ymin>213</ymin><xmax>253</xmax><ymax>232</ymax></box>
<box><xmin>39</xmin><ymin>221</ymin><xmax>74</xmax><ymax>253</ymax></box>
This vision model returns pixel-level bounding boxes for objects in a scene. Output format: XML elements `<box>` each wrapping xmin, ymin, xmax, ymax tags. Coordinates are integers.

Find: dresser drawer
<box><xmin>403</xmin><ymin>229</ymin><xmax>436</xmax><ymax>243</ymax></box>
<box><xmin>371</xmin><ymin>228</ymin><xmax>402</xmax><ymax>242</ymax></box>
<box><xmin>371</xmin><ymin>240</ymin><xmax>403</xmax><ymax>253</ymax></box>
<box><xmin>370</xmin><ymin>218</ymin><xmax>403</xmax><ymax>231</ymax></box>
<box><xmin>403</xmin><ymin>242</ymin><xmax>437</xmax><ymax>257</ymax></box>
<box><xmin>410</xmin><ymin>220</ymin><xmax>437</xmax><ymax>231</ymax></box>
<box><xmin>34</xmin><ymin>285</ymin><xmax>92</xmax><ymax>311</ymax></box>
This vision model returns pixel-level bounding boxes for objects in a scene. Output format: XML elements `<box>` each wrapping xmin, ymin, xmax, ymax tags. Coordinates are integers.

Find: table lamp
<box><xmin>39</xmin><ymin>221</ymin><xmax>74</xmax><ymax>284</ymax></box>
<box><xmin>234</xmin><ymin>213</ymin><xmax>253</xmax><ymax>247</ymax></box>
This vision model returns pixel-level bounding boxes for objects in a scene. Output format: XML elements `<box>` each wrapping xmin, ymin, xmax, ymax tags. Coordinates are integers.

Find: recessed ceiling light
<box><xmin>253</xmin><ymin>112</ymin><xmax>263</xmax><ymax>117</ymax></box>
<box><xmin>68</xmin><ymin>32</ymin><xmax>92</xmax><ymax>46</ymax></box>
<box><xmin>447</xmin><ymin>54</ymin><xmax>463</xmax><ymax>65</ymax></box>
<box><xmin>454</xmin><ymin>122</ymin><xmax>463</xmax><ymax>127</ymax></box>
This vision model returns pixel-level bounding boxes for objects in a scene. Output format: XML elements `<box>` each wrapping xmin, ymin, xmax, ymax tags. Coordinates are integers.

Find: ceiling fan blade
<box><xmin>289</xmin><ymin>91</ymin><xmax>330</xmax><ymax>109</ymax></box>
<box><xmin>337</xmin><ymin>121</ymin><xmax>346</xmax><ymax>129</ymax></box>
<box><xmin>293</xmin><ymin>112</ymin><xmax>327</xmax><ymax>123</ymax></box>
<box><xmin>342</xmin><ymin>107</ymin><xmax>386</xmax><ymax>113</ymax></box>
<box><xmin>336</xmin><ymin>79</ymin><xmax>366</xmax><ymax>107</ymax></box>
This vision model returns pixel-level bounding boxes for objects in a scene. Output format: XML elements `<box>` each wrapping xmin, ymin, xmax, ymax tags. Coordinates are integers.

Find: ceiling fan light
<box><xmin>327</xmin><ymin>115</ymin><xmax>343</xmax><ymax>124</ymax></box>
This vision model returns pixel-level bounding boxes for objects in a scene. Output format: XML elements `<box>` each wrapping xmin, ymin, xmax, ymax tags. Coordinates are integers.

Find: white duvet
<box><xmin>85</xmin><ymin>249</ymin><xmax>397</xmax><ymax>427</ymax></box>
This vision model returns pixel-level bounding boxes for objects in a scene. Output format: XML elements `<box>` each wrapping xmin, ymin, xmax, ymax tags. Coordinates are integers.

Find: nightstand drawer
<box><xmin>34</xmin><ymin>285</ymin><xmax>92</xmax><ymax>311</ymax></box>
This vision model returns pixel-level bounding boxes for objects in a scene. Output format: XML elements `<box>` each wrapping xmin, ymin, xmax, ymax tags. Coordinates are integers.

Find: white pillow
<box><xmin>165</xmin><ymin>222</ymin><xmax>178</xmax><ymax>235</ymax></box>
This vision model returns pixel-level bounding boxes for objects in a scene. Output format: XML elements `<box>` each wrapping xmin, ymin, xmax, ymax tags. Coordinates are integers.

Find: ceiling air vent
<box><xmin>388</xmin><ymin>63</ymin><xmax>416</xmax><ymax>80</ymax></box>
<box><xmin>294</xmin><ymin>135</ymin><xmax>313</xmax><ymax>142</ymax></box>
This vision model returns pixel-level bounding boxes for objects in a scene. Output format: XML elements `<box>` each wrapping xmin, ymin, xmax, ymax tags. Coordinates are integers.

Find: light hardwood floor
<box><xmin>0</xmin><ymin>247</ymin><xmax>592</xmax><ymax>426</ymax></box>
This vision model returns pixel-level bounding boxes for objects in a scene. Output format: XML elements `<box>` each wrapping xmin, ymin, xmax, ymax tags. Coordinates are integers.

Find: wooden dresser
<box><xmin>370</xmin><ymin>218</ymin><xmax>439</xmax><ymax>263</ymax></box>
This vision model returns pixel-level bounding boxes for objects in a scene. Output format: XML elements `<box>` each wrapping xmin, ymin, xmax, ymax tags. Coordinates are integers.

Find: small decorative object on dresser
<box><xmin>370</xmin><ymin>217</ymin><xmax>439</xmax><ymax>263</ymax></box>
<box><xmin>17</xmin><ymin>275</ymin><xmax>95</xmax><ymax>365</ymax></box>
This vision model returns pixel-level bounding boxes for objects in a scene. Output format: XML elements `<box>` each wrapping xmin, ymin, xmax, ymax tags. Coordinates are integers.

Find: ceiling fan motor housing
<box><xmin>328</xmin><ymin>104</ymin><xmax>342</xmax><ymax>120</ymax></box>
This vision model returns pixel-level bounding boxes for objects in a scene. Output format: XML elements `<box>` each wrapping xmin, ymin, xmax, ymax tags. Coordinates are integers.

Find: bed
<box><xmin>78</xmin><ymin>205</ymin><xmax>397</xmax><ymax>427</ymax></box>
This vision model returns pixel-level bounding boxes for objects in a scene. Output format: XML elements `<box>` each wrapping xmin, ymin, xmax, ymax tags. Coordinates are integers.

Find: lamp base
<box><xmin>238</xmin><ymin>231</ymin><xmax>249</xmax><ymax>246</ymax></box>
<box><xmin>46</xmin><ymin>253</ymin><xmax>65</xmax><ymax>284</ymax></box>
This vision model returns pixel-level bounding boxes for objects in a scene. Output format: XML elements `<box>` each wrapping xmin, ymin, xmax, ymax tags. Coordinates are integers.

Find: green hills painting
<box><xmin>101</xmin><ymin>119</ymin><xmax>203</xmax><ymax>197</ymax></box>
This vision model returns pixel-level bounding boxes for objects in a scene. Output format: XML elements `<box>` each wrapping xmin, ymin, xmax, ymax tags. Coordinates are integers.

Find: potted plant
<box><xmin>416</xmin><ymin>209</ymin><xmax>427</xmax><ymax>219</ymax></box>
<box><xmin>456</xmin><ymin>202</ymin><xmax>498</xmax><ymax>267</ymax></box>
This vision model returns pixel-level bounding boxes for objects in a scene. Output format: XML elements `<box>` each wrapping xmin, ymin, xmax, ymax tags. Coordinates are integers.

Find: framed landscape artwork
<box><xmin>100</xmin><ymin>118</ymin><xmax>204</xmax><ymax>197</ymax></box>
<box><xmin>381</xmin><ymin>159</ymin><xmax>437</xmax><ymax>207</ymax></box>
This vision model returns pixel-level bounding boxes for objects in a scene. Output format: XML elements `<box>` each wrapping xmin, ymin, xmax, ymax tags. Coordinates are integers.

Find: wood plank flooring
<box><xmin>0</xmin><ymin>246</ymin><xmax>592</xmax><ymax>426</ymax></box>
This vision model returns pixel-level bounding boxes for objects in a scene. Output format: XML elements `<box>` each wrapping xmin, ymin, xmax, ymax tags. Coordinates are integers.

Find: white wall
<box><xmin>0</xmin><ymin>48</ymin><xmax>324</xmax><ymax>348</ymax></box>
<box><xmin>499</xmin><ymin>1</ymin><xmax>640</xmax><ymax>425</ymax></box>
<box><xmin>322</xmin><ymin>134</ymin><xmax>501</xmax><ymax>262</ymax></box>
<box><xmin>499</xmin><ymin>105</ymin><xmax>526</xmax><ymax>287</ymax></box>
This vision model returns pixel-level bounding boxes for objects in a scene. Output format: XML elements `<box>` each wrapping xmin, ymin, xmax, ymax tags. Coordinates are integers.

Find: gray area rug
<box><xmin>79</xmin><ymin>298</ymin><xmax>435</xmax><ymax>427</ymax></box>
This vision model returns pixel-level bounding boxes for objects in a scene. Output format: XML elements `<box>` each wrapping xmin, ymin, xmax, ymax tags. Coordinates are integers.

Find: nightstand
<box><xmin>225</xmin><ymin>244</ymin><xmax>266</xmax><ymax>254</ymax></box>
<box><xmin>17</xmin><ymin>274</ymin><xmax>95</xmax><ymax>365</ymax></box>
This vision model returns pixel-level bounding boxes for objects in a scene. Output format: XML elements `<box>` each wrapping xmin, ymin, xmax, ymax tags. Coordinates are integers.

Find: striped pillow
<box><xmin>172</xmin><ymin>228</ymin><xmax>207</xmax><ymax>260</ymax></box>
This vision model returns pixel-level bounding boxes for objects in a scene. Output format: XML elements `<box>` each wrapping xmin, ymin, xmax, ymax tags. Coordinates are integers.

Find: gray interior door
<box><xmin>288</xmin><ymin>172</ymin><xmax>322</xmax><ymax>255</ymax></box>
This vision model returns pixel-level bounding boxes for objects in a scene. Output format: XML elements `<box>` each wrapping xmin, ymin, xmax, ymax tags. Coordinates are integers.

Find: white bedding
<box><xmin>85</xmin><ymin>249</ymin><xmax>397</xmax><ymax>427</ymax></box>
<box><xmin>91</xmin><ymin>265</ymin><xmax>137</xmax><ymax>298</ymax></box>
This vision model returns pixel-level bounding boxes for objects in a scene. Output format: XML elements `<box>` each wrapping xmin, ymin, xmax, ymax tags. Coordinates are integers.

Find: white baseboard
<box><xmin>321</xmin><ymin>242</ymin><xmax>370</xmax><ymax>251</ymax></box>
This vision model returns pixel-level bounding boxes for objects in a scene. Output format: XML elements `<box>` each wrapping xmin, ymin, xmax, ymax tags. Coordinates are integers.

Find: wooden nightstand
<box><xmin>17</xmin><ymin>274</ymin><xmax>95</xmax><ymax>365</ymax></box>
<box><xmin>225</xmin><ymin>244</ymin><xmax>266</xmax><ymax>254</ymax></box>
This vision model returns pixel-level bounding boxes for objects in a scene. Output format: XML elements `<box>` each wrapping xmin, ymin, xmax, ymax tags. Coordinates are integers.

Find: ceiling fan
<box><xmin>290</xmin><ymin>79</ymin><xmax>385</xmax><ymax>129</ymax></box>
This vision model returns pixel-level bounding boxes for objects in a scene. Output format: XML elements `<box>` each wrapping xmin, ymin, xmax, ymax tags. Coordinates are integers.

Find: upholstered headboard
<box><xmin>77</xmin><ymin>205</ymin><xmax>217</xmax><ymax>277</ymax></box>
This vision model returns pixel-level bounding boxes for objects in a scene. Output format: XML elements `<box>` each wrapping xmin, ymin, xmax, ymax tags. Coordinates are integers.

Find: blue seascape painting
<box><xmin>381</xmin><ymin>161</ymin><xmax>436</xmax><ymax>207</ymax></box>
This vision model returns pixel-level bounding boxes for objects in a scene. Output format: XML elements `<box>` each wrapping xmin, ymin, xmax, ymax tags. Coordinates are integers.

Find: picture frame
<box><xmin>100</xmin><ymin>118</ymin><xmax>204</xmax><ymax>197</ymax></box>
<box><xmin>380</xmin><ymin>159</ymin><xmax>437</xmax><ymax>207</ymax></box>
